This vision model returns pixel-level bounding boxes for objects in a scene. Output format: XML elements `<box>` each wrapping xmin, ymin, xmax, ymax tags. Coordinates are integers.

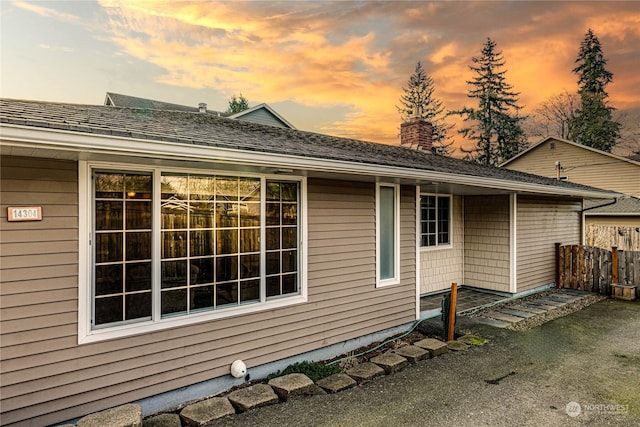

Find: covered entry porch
<box><xmin>419</xmin><ymin>286</ymin><xmax>509</xmax><ymax>318</ymax></box>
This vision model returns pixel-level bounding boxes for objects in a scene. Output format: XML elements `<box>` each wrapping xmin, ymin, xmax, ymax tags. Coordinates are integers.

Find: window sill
<box><xmin>376</xmin><ymin>277</ymin><xmax>401</xmax><ymax>288</ymax></box>
<box><xmin>420</xmin><ymin>244</ymin><xmax>454</xmax><ymax>252</ymax></box>
<box><xmin>79</xmin><ymin>294</ymin><xmax>307</xmax><ymax>344</ymax></box>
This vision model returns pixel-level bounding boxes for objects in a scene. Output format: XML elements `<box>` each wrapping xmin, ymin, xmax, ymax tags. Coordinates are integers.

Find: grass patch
<box><xmin>265</xmin><ymin>361</ymin><xmax>341</xmax><ymax>382</ymax></box>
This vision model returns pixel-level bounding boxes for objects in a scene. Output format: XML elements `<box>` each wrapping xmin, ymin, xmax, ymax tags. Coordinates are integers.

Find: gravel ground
<box><xmin>211</xmin><ymin>299</ymin><xmax>640</xmax><ymax>427</ymax></box>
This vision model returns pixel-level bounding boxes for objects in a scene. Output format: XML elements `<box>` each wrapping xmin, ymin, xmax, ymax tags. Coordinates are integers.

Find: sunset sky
<box><xmin>1</xmin><ymin>1</ymin><xmax>639</xmax><ymax>155</ymax></box>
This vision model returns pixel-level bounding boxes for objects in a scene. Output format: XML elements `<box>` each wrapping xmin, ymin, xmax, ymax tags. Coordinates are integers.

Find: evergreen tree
<box><xmin>398</xmin><ymin>61</ymin><xmax>453</xmax><ymax>155</ymax></box>
<box><xmin>569</xmin><ymin>29</ymin><xmax>620</xmax><ymax>152</ymax></box>
<box><xmin>456</xmin><ymin>38</ymin><xmax>527</xmax><ymax>166</ymax></box>
<box><xmin>226</xmin><ymin>93</ymin><xmax>249</xmax><ymax>114</ymax></box>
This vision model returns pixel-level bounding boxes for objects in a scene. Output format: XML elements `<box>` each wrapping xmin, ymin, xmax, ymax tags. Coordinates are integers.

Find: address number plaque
<box><xmin>7</xmin><ymin>207</ymin><xmax>42</xmax><ymax>222</ymax></box>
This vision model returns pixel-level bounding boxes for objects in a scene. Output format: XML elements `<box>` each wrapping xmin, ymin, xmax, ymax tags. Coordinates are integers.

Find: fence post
<box><xmin>612</xmin><ymin>245</ymin><xmax>619</xmax><ymax>287</ymax></box>
<box><xmin>447</xmin><ymin>283</ymin><xmax>458</xmax><ymax>342</ymax></box>
<box><xmin>555</xmin><ymin>242</ymin><xmax>562</xmax><ymax>288</ymax></box>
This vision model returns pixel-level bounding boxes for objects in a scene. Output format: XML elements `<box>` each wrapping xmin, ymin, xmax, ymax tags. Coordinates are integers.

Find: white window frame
<box><xmin>376</xmin><ymin>183</ymin><xmax>400</xmax><ymax>287</ymax></box>
<box><xmin>78</xmin><ymin>161</ymin><xmax>307</xmax><ymax>344</ymax></box>
<box><xmin>419</xmin><ymin>193</ymin><xmax>452</xmax><ymax>251</ymax></box>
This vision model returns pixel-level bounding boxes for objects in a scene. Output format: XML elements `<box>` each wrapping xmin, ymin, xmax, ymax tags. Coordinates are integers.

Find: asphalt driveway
<box><xmin>213</xmin><ymin>299</ymin><xmax>640</xmax><ymax>426</ymax></box>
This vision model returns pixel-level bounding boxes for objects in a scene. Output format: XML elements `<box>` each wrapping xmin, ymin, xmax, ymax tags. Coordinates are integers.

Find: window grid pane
<box><xmin>93</xmin><ymin>170</ymin><xmax>301</xmax><ymax>328</ymax></box>
<box><xmin>94</xmin><ymin>172</ymin><xmax>152</xmax><ymax>326</ymax></box>
<box><xmin>420</xmin><ymin>195</ymin><xmax>450</xmax><ymax>247</ymax></box>
<box><xmin>265</xmin><ymin>181</ymin><xmax>299</xmax><ymax>298</ymax></box>
<box><xmin>161</xmin><ymin>174</ymin><xmax>262</xmax><ymax>317</ymax></box>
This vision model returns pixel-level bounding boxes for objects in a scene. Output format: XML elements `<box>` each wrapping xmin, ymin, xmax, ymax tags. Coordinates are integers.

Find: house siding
<box><xmin>420</xmin><ymin>195</ymin><xmax>463</xmax><ymax>294</ymax></box>
<box><xmin>504</xmin><ymin>139</ymin><xmax>640</xmax><ymax>197</ymax></box>
<box><xmin>236</xmin><ymin>109</ymin><xmax>288</xmax><ymax>128</ymax></box>
<box><xmin>516</xmin><ymin>196</ymin><xmax>582</xmax><ymax>292</ymax></box>
<box><xmin>0</xmin><ymin>163</ymin><xmax>415</xmax><ymax>426</ymax></box>
<box><xmin>463</xmin><ymin>195</ymin><xmax>510</xmax><ymax>292</ymax></box>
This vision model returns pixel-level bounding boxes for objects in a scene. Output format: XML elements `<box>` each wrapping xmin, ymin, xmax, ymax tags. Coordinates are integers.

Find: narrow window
<box><xmin>265</xmin><ymin>180</ymin><xmax>300</xmax><ymax>298</ymax></box>
<box><xmin>93</xmin><ymin>172</ymin><xmax>153</xmax><ymax>327</ymax></box>
<box><xmin>377</xmin><ymin>183</ymin><xmax>400</xmax><ymax>286</ymax></box>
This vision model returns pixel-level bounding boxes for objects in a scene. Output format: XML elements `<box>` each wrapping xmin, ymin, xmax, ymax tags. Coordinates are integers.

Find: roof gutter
<box><xmin>1</xmin><ymin>124</ymin><xmax>617</xmax><ymax>199</ymax></box>
<box><xmin>582</xmin><ymin>198</ymin><xmax>619</xmax><ymax>213</ymax></box>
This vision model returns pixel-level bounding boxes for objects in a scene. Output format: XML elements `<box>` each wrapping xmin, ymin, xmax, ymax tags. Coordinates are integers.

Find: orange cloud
<box><xmin>93</xmin><ymin>1</ymin><xmax>640</xmax><ymax>153</ymax></box>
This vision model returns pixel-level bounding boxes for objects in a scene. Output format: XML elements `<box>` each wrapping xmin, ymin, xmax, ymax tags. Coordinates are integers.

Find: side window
<box><xmin>377</xmin><ymin>183</ymin><xmax>400</xmax><ymax>286</ymax></box>
<box><xmin>420</xmin><ymin>195</ymin><xmax>450</xmax><ymax>248</ymax></box>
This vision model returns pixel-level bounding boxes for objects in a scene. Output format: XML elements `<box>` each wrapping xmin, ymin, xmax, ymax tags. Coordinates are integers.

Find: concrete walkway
<box><xmin>468</xmin><ymin>289</ymin><xmax>603</xmax><ymax>329</ymax></box>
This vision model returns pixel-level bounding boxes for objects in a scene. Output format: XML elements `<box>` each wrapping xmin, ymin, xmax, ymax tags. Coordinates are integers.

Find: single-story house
<box><xmin>501</xmin><ymin>136</ymin><xmax>640</xmax><ymax>249</ymax></box>
<box><xmin>0</xmin><ymin>99</ymin><xmax>616</xmax><ymax>426</ymax></box>
<box><xmin>105</xmin><ymin>91</ymin><xmax>297</xmax><ymax>129</ymax></box>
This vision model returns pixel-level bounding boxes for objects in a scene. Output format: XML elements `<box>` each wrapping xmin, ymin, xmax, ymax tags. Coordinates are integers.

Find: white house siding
<box><xmin>0</xmin><ymin>161</ymin><xmax>416</xmax><ymax>426</ymax></box>
<box><xmin>516</xmin><ymin>196</ymin><xmax>582</xmax><ymax>292</ymax></box>
<box><xmin>420</xmin><ymin>195</ymin><xmax>464</xmax><ymax>294</ymax></box>
<box><xmin>504</xmin><ymin>139</ymin><xmax>640</xmax><ymax>197</ymax></box>
<box><xmin>463</xmin><ymin>195</ymin><xmax>511</xmax><ymax>292</ymax></box>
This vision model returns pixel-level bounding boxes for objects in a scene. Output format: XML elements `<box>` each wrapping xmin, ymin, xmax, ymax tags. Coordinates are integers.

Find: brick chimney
<box><xmin>400</xmin><ymin>117</ymin><xmax>433</xmax><ymax>152</ymax></box>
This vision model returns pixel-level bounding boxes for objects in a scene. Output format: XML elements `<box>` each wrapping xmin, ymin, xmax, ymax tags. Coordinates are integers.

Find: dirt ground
<box><xmin>213</xmin><ymin>298</ymin><xmax>640</xmax><ymax>427</ymax></box>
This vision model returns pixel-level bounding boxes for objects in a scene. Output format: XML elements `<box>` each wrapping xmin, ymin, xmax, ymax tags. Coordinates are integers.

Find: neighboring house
<box><xmin>501</xmin><ymin>136</ymin><xmax>640</xmax><ymax>249</ymax></box>
<box><xmin>0</xmin><ymin>101</ymin><xmax>615</xmax><ymax>426</ymax></box>
<box><xmin>105</xmin><ymin>91</ymin><xmax>296</xmax><ymax>129</ymax></box>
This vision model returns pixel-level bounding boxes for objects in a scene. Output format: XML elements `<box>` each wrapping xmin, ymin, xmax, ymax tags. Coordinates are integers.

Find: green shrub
<box><xmin>265</xmin><ymin>361</ymin><xmax>341</xmax><ymax>382</ymax></box>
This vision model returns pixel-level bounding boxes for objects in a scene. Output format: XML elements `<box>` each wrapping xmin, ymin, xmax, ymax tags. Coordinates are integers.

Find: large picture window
<box><xmin>420</xmin><ymin>195</ymin><xmax>451</xmax><ymax>247</ymax></box>
<box><xmin>89</xmin><ymin>167</ymin><xmax>302</xmax><ymax>332</ymax></box>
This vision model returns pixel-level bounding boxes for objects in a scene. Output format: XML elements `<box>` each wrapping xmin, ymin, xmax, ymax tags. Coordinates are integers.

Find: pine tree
<box><xmin>398</xmin><ymin>62</ymin><xmax>453</xmax><ymax>155</ymax></box>
<box><xmin>226</xmin><ymin>93</ymin><xmax>249</xmax><ymax>114</ymax></box>
<box><xmin>569</xmin><ymin>29</ymin><xmax>620</xmax><ymax>152</ymax></box>
<box><xmin>457</xmin><ymin>38</ymin><xmax>527</xmax><ymax>166</ymax></box>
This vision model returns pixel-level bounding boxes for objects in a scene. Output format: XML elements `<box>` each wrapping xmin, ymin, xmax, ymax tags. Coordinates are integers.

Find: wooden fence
<box><xmin>556</xmin><ymin>244</ymin><xmax>640</xmax><ymax>297</ymax></box>
<box><xmin>585</xmin><ymin>225</ymin><xmax>640</xmax><ymax>251</ymax></box>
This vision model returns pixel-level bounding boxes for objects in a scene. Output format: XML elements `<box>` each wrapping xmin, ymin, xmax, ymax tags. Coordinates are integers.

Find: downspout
<box><xmin>581</xmin><ymin>198</ymin><xmax>619</xmax><ymax>245</ymax></box>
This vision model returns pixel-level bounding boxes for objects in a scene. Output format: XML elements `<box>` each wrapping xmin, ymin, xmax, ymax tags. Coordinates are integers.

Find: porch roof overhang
<box><xmin>1</xmin><ymin>124</ymin><xmax>618</xmax><ymax>200</ymax></box>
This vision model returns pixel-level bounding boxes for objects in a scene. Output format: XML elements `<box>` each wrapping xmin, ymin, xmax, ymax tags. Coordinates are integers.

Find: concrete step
<box><xmin>345</xmin><ymin>362</ymin><xmax>385</xmax><ymax>383</ymax></box>
<box><xmin>534</xmin><ymin>298</ymin><xmax>567</xmax><ymax>307</ymax></box>
<box><xmin>77</xmin><ymin>404</ymin><xmax>142</xmax><ymax>427</ymax></box>
<box><xmin>413</xmin><ymin>338</ymin><xmax>449</xmax><ymax>357</ymax></box>
<box><xmin>316</xmin><ymin>373</ymin><xmax>357</xmax><ymax>394</ymax></box>
<box><xmin>560</xmin><ymin>289</ymin><xmax>591</xmax><ymax>296</ymax></box>
<box><xmin>446</xmin><ymin>340</ymin><xmax>469</xmax><ymax>351</ymax></box>
<box><xmin>508</xmin><ymin>305</ymin><xmax>547</xmax><ymax>315</ymax></box>
<box><xmin>546</xmin><ymin>295</ymin><xmax>581</xmax><ymax>303</ymax></box>
<box><xmin>393</xmin><ymin>345</ymin><xmax>429</xmax><ymax>363</ymax></box>
<box><xmin>268</xmin><ymin>373</ymin><xmax>316</xmax><ymax>401</ymax></box>
<box><xmin>471</xmin><ymin>317</ymin><xmax>511</xmax><ymax>328</ymax></box>
<box><xmin>227</xmin><ymin>384</ymin><xmax>279</xmax><ymax>413</ymax></box>
<box><xmin>370</xmin><ymin>353</ymin><xmax>409</xmax><ymax>374</ymax></box>
<box><xmin>525</xmin><ymin>302</ymin><xmax>560</xmax><ymax>311</ymax></box>
<box><xmin>484</xmin><ymin>311</ymin><xmax>525</xmax><ymax>323</ymax></box>
<box><xmin>496</xmin><ymin>308</ymin><xmax>537</xmax><ymax>318</ymax></box>
<box><xmin>179</xmin><ymin>397</ymin><xmax>235</xmax><ymax>425</ymax></box>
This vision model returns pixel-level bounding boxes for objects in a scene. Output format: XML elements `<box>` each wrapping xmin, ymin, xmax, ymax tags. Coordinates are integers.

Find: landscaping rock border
<box><xmin>63</xmin><ymin>290</ymin><xmax>609</xmax><ymax>427</ymax></box>
<box><xmin>71</xmin><ymin>334</ymin><xmax>482</xmax><ymax>427</ymax></box>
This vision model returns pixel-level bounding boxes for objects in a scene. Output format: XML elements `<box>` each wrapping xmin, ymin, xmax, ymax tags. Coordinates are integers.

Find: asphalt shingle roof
<box><xmin>0</xmin><ymin>98</ymin><xmax>614</xmax><ymax>195</ymax></box>
<box><xmin>584</xmin><ymin>196</ymin><xmax>640</xmax><ymax>215</ymax></box>
<box><xmin>105</xmin><ymin>92</ymin><xmax>219</xmax><ymax>114</ymax></box>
